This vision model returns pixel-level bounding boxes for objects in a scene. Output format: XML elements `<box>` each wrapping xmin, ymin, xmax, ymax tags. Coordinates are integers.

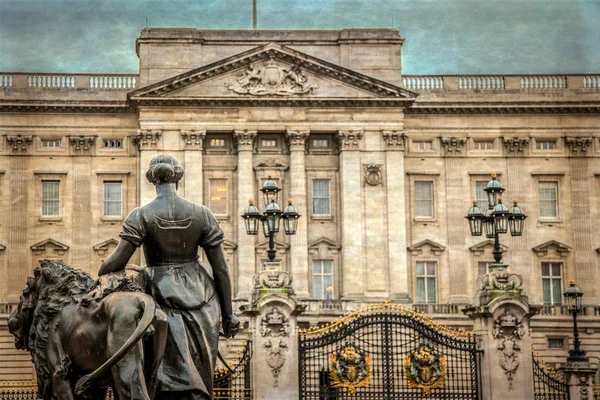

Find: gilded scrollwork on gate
<box><xmin>329</xmin><ymin>344</ymin><xmax>372</xmax><ymax>394</ymax></box>
<box><xmin>404</xmin><ymin>344</ymin><xmax>447</xmax><ymax>395</ymax></box>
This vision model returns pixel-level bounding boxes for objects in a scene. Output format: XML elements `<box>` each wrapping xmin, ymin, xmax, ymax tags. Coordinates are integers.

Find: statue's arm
<box><xmin>205</xmin><ymin>244</ymin><xmax>240</xmax><ymax>338</ymax></box>
<box><xmin>98</xmin><ymin>239</ymin><xmax>137</xmax><ymax>276</ymax></box>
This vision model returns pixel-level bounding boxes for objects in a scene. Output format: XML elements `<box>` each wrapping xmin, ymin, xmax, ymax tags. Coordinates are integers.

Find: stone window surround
<box><xmin>205</xmin><ymin>133</ymin><xmax>233</xmax><ymax>153</ymax></box>
<box><xmin>96</xmin><ymin>172</ymin><xmax>130</xmax><ymax>223</ymax></box>
<box><xmin>308</xmin><ymin>237</ymin><xmax>341</xmax><ymax>301</ymax></box>
<box><xmin>307</xmin><ymin>168</ymin><xmax>338</xmax><ymax>221</ymax></box>
<box><xmin>98</xmin><ymin>135</ymin><xmax>128</xmax><ymax>154</ymax></box>
<box><xmin>469</xmin><ymin>136</ymin><xmax>500</xmax><ymax>154</ymax></box>
<box><xmin>407</xmin><ymin>240</ymin><xmax>445</xmax><ymax>303</ymax></box>
<box><xmin>311</xmin><ymin>259</ymin><xmax>334</xmax><ymax>300</ymax></box>
<box><xmin>36</xmin><ymin>135</ymin><xmax>66</xmax><ymax>153</ymax></box>
<box><xmin>541</xmin><ymin>261</ymin><xmax>564</xmax><ymax>306</ymax></box>
<box><xmin>34</xmin><ymin>171</ymin><xmax>68</xmax><ymax>223</ymax></box>
<box><xmin>546</xmin><ymin>336</ymin><xmax>567</xmax><ymax>350</ymax></box>
<box><xmin>531</xmin><ymin>136</ymin><xmax>563</xmax><ymax>155</ymax></box>
<box><xmin>307</xmin><ymin>133</ymin><xmax>335</xmax><ymax>154</ymax></box>
<box><xmin>407</xmin><ymin>173</ymin><xmax>439</xmax><ymax>223</ymax></box>
<box><xmin>531</xmin><ymin>173</ymin><xmax>565</xmax><ymax>225</ymax></box>
<box><xmin>407</xmin><ymin>135</ymin><xmax>439</xmax><ymax>156</ymax></box>
<box><xmin>208</xmin><ymin>178</ymin><xmax>229</xmax><ymax>217</ymax></box>
<box><xmin>204</xmin><ymin>169</ymin><xmax>234</xmax><ymax>220</ymax></box>
<box><xmin>257</xmin><ymin>133</ymin><xmax>286</xmax><ymax>153</ymax></box>
<box><xmin>415</xmin><ymin>260</ymin><xmax>438</xmax><ymax>304</ymax></box>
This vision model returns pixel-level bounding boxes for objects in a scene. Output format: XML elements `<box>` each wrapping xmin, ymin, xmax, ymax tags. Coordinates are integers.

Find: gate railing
<box><xmin>214</xmin><ymin>339</ymin><xmax>253</xmax><ymax>400</ymax></box>
<box><xmin>299</xmin><ymin>303</ymin><xmax>480</xmax><ymax>400</ymax></box>
<box><xmin>532</xmin><ymin>353</ymin><xmax>570</xmax><ymax>400</ymax></box>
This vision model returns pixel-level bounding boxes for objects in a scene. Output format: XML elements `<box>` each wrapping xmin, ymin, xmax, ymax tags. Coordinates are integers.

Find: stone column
<box><xmin>337</xmin><ymin>130</ymin><xmax>364</xmax><ymax>298</ymax></box>
<box><xmin>181</xmin><ymin>130</ymin><xmax>206</xmax><ymax>205</ymax></box>
<box><xmin>6</xmin><ymin>135</ymin><xmax>32</xmax><ymax>301</ymax></box>
<box><xmin>382</xmin><ymin>131</ymin><xmax>410</xmax><ymax>301</ymax></box>
<box><xmin>285</xmin><ymin>130</ymin><xmax>310</xmax><ymax>298</ymax></box>
<box><xmin>560</xmin><ymin>365</ymin><xmax>598</xmax><ymax>400</ymax></box>
<box><xmin>464</xmin><ymin>265</ymin><xmax>537</xmax><ymax>400</ymax></box>
<box><xmin>235</xmin><ymin>130</ymin><xmax>257</xmax><ymax>300</ymax></box>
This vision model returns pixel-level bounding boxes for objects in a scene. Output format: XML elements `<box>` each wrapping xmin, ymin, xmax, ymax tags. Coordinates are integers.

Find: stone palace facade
<box><xmin>0</xmin><ymin>28</ymin><xmax>599</xmax><ymax>385</ymax></box>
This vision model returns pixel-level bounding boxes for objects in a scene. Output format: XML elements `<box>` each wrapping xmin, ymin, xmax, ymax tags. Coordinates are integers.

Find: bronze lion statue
<box><xmin>7</xmin><ymin>260</ymin><xmax>167</xmax><ymax>400</ymax></box>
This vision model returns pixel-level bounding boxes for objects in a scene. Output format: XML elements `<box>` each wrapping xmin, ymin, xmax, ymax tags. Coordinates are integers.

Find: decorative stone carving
<box><xmin>133</xmin><ymin>130</ymin><xmax>162</xmax><ymax>150</ymax></box>
<box><xmin>6</xmin><ymin>134</ymin><xmax>33</xmax><ymax>152</ymax></box>
<box><xmin>469</xmin><ymin>240</ymin><xmax>508</xmax><ymax>257</ymax></box>
<box><xmin>180</xmin><ymin>129</ymin><xmax>206</xmax><ymax>148</ymax></box>
<box><xmin>234</xmin><ymin>130</ymin><xmax>257</xmax><ymax>149</ymax></box>
<box><xmin>407</xmin><ymin>239</ymin><xmax>446</xmax><ymax>256</ymax></box>
<box><xmin>363</xmin><ymin>164</ymin><xmax>383</xmax><ymax>186</ymax></box>
<box><xmin>227</xmin><ymin>57</ymin><xmax>317</xmax><ymax>96</ymax></box>
<box><xmin>330</xmin><ymin>344</ymin><xmax>372</xmax><ymax>394</ymax></box>
<box><xmin>476</xmin><ymin>264</ymin><xmax>523</xmax><ymax>292</ymax></box>
<box><xmin>503</xmin><ymin>137</ymin><xmax>529</xmax><ymax>153</ymax></box>
<box><xmin>30</xmin><ymin>238</ymin><xmax>69</xmax><ymax>256</ymax></box>
<box><xmin>441</xmin><ymin>137</ymin><xmax>467</xmax><ymax>154</ymax></box>
<box><xmin>578</xmin><ymin>375</ymin><xmax>590</xmax><ymax>400</ymax></box>
<box><xmin>337</xmin><ymin>130</ymin><xmax>363</xmax><ymax>151</ymax></box>
<box><xmin>492</xmin><ymin>309</ymin><xmax>525</xmax><ymax>389</ymax></box>
<box><xmin>381</xmin><ymin>130</ymin><xmax>406</xmax><ymax>151</ymax></box>
<box><xmin>565</xmin><ymin>137</ymin><xmax>592</xmax><ymax>153</ymax></box>
<box><xmin>253</xmin><ymin>270</ymin><xmax>293</xmax><ymax>290</ymax></box>
<box><xmin>68</xmin><ymin>135</ymin><xmax>96</xmax><ymax>151</ymax></box>
<box><xmin>285</xmin><ymin>130</ymin><xmax>310</xmax><ymax>150</ymax></box>
<box><xmin>92</xmin><ymin>238</ymin><xmax>119</xmax><ymax>256</ymax></box>
<box><xmin>532</xmin><ymin>240</ymin><xmax>572</xmax><ymax>257</ymax></box>
<box><xmin>260</xmin><ymin>307</ymin><xmax>292</xmax><ymax>387</ymax></box>
<box><xmin>254</xmin><ymin>158</ymin><xmax>288</xmax><ymax>169</ymax></box>
<box><xmin>404</xmin><ymin>344</ymin><xmax>446</xmax><ymax>395</ymax></box>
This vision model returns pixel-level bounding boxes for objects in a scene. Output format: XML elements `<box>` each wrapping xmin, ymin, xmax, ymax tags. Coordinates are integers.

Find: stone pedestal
<box><xmin>464</xmin><ymin>263</ymin><xmax>539</xmax><ymax>400</ymax></box>
<box><xmin>560</xmin><ymin>365</ymin><xmax>598</xmax><ymax>400</ymax></box>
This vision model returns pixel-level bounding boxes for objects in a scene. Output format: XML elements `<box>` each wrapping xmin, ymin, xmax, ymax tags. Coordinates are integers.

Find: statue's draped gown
<box><xmin>120</xmin><ymin>199</ymin><xmax>224</xmax><ymax>400</ymax></box>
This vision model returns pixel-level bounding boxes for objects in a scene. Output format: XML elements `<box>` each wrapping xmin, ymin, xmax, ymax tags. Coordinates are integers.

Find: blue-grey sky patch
<box><xmin>0</xmin><ymin>0</ymin><xmax>598</xmax><ymax>74</ymax></box>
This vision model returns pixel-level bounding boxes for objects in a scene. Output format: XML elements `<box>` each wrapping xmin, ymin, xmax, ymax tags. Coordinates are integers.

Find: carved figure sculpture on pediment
<box><xmin>227</xmin><ymin>56</ymin><xmax>317</xmax><ymax>96</ymax></box>
<box><xmin>492</xmin><ymin>309</ymin><xmax>525</xmax><ymax>389</ymax></box>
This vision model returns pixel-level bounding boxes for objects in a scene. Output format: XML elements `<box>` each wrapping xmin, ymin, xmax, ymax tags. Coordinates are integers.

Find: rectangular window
<box><xmin>209</xmin><ymin>179</ymin><xmax>228</xmax><ymax>215</ymax></box>
<box><xmin>478</xmin><ymin>261</ymin><xmax>493</xmax><ymax>276</ymax></box>
<box><xmin>103</xmin><ymin>181</ymin><xmax>122</xmax><ymax>216</ymax></box>
<box><xmin>312</xmin><ymin>260</ymin><xmax>334</xmax><ymax>300</ymax></box>
<box><xmin>542</xmin><ymin>262</ymin><xmax>562</xmax><ymax>305</ymax></box>
<box><xmin>547</xmin><ymin>338</ymin><xmax>565</xmax><ymax>349</ymax></box>
<box><xmin>414</xmin><ymin>181</ymin><xmax>433</xmax><ymax>218</ymax></box>
<box><xmin>539</xmin><ymin>181</ymin><xmax>558</xmax><ymax>218</ymax></box>
<box><xmin>416</xmin><ymin>261</ymin><xmax>436</xmax><ymax>304</ymax></box>
<box><xmin>42</xmin><ymin>180</ymin><xmax>60</xmax><ymax>216</ymax></box>
<box><xmin>312</xmin><ymin>139</ymin><xmax>329</xmax><ymax>148</ymax></box>
<box><xmin>104</xmin><ymin>139</ymin><xmax>123</xmax><ymax>148</ymax></box>
<box><xmin>42</xmin><ymin>139</ymin><xmax>61</xmax><ymax>148</ymax></box>
<box><xmin>474</xmin><ymin>141</ymin><xmax>494</xmax><ymax>150</ymax></box>
<box><xmin>536</xmin><ymin>140</ymin><xmax>557</xmax><ymax>150</ymax></box>
<box><xmin>413</xmin><ymin>141</ymin><xmax>432</xmax><ymax>151</ymax></box>
<box><xmin>476</xmin><ymin>181</ymin><xmax>489</xmax><ymax>211</ymax></box>
<box><xmin>312</xmin><ymin>179</ymin><xmax>331</xmax><ymax>215</ymax></box>
<box><xmin>261</xmin><ymin>139</ymin><xmax>277</xmax><ymax>148</ymax></box>
<box><xmin>209</xmin><ymin>138</ymin><xmax>226</xmax><ymax>148</ymax></box>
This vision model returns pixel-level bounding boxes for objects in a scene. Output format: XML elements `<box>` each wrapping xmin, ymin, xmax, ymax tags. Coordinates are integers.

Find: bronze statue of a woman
<box><xmin>99</xmin><ymin>154</ymin><xmax>240</xmax><ymax>400</ymax></box>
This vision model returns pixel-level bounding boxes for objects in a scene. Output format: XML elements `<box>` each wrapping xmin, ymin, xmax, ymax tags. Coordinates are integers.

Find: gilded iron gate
<box><xmin>532</xmin><ymin>353</ymin><xmax>570</xmax><ymax>400</ymax></box>
<box><xmin>214</xmin><ymin>339</ymin><xmax>253</xmax><ymax>399</ymax></box>
<box><xmin>299</xmin><ymin>304</ymin><xmax>481</xmax><ymax>399</ymax></box>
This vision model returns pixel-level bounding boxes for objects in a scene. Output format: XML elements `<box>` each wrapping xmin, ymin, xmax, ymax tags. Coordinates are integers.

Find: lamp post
<box><xmin>465</xmin><ymin>173</ymin><xmax>527</xmax><ymax>264</ymax></box>
<box><xmin>563</xmin><ymin>280</ymin><xmax>588</xmax><ymax>364</ymax></box>
<box><xmin>242</xmin><ymin>176</ymin><xmax>300</xmax><ymax>263</ymax></box>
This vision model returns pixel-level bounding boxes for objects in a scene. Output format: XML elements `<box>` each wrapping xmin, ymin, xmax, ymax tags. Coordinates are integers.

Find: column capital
<box><xmin>286</xmin><ymin>129</ymin><xmax>310</xmax><ymax>151</ymax></box>
<box><xmin>6</xmin><ymin>134</ymin><xmax>33</xmax><ymax>153</ymax></box>
<box><xmin>180</xmin><ymin>129</ymin><xmax>206</xmax><ymax>149</ymax></box>
<box><xmin>441</xmin><ymin>136</ymin><xmax>466</xmax><ymax>156</ymax></box>
<box><xmin>381</xmin><ymin>130</ymin><xmax>407</xmax><ymax>151</ymax></box>
<box><xmin>503</xmin><ymin>136</ymin><xmax>529</xmax><ymax>154</ymax></box>
<box><xmin>68</xmin><ymin>135</ymin><xmax>96</xmax><ymax>152</ymax></box>
<box><xmin>234</xmin><ymin>129</ymin><xmax>257</xmax><ymax>150</ymax></box>
<box><xmin>133</xmin><ymin>129</ymin><xmax>162</xmax><ymax>150</ymax></box>
<box><xmin>565</xmin><ymin>136</ymin><xmax>592</xmax><ymax>155</ymax></box>
<box><xmin>337</xmin><ymin>129</ymin><xmax>363</xmax><ymax>151</ymax></box>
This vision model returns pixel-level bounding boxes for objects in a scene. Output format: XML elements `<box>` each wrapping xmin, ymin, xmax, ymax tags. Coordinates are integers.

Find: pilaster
<box><xmin>235</xmin><ymin>130</ymin><xmax>257</xmax><ymax>300</ymax></box>
<box><xmin>286</xmin><ymin>130</ymin><xmax>310</xmax><ymax>298</ymax></box>
<box><xmin>181</xmin><ymin>130</ymin><xmax>206</xmax><ymax>204</ymax></box>
<box><xmin>337</xmin><ymin>129</ymin><xmax>364</xmax><ymax>298</ymax></box>
<box><xmin>7</xmin><ymin>156</ymin><xmax>29</xmax><ymax>301</ymax></box>
<box><xmin>382</xmin><ymin>131</ymin><xmax>410</xmax><ymax>301</ymax></box>
<box><xmin>133</xmin><ymin>129</ymin><xmax>163</xmax><ymax>208</ymax></box>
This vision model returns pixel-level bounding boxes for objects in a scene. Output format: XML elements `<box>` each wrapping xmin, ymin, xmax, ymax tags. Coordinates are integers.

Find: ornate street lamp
<box><xmin>564</xmin><ymin>280</ymin><xmax>588</xmax><ymax>364</ymax></box>
<box><xmin>242</xmin><ymin>177</ymin><xmax>301</xmax><ymax>263</ymax></box>
<box><xmin>466</xmin><ymin>173</ymin><xmax>527</xmax><ymax>264</ymax></box>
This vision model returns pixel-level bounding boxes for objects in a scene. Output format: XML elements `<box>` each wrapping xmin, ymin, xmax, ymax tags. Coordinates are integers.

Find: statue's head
<box><xmin>146</xmin><ymin>154</ymin><xmax>185</xmax><ymax>186</ymax></box>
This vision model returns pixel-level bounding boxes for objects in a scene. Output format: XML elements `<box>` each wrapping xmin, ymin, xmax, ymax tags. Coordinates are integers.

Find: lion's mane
<box><xmin>29</xmin><ymin>260</ymin><xmax>96</xmax><ymax>398</ymax></box>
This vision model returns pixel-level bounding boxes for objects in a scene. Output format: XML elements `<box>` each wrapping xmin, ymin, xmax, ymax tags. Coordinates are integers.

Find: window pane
<box><xmin>323</xmin><ymin>261</ymin><xmax>333</xmax><ymax>274</ymax></box>
<box><xmin>551</xmin><ymin>279</ymin><xmax>562</xmax><ymax>305</ymax></box>
<box><xmin>42</xmin><ymin>181</ymin><xmax>60</xmax><ymax>216</ymax></box>
<box><xmin>313</xmin><ymin>261</ymin><xmax>322</xmax><ymax>274</ymax></box>
<box><xmin>551</xmin><ymin>263</ymin><xmax>561</xmax><ymax>277</ymax></box>
<box><xmin>323</xmin><ymin>275</ymin><xmax>333</xmax><ymax>299</ymax></box>
<box><xmin>426</xmin><ymin>262</ymin><xmax>436</xmax><ymax>276</ymax></box>
<box><xmin>478</xmin><ymin>262</ymin><xmax>489</xmax><ymax>276</ymax></box>
<box><xmin>539</xmin><ymin>182</ymin><xmax>558</xmax><ymax>218</ymax></box>
<box><xmin>209</xmin><ymin>179</ymin><xmax>227</xmax><ymax>215</ymax></box>
<box><xmin>313</xmin><ymin>275</ymin><xmax>323</xmax><ymax>300</ymax></box>
<box><xmin>312</xmin><ymin>139</ymin><xmax>329</xmax><ymax>148</ymax></box>
<box><xmin>542</xmin><ymin>263</ymin><xmax>550</xmax><ymax>276</ymax></box>
<box><xmin>548</xmin><ymin>338</ymin><xmax>564</xmax><ymax>349</ymax></box>
<box><xmin>476</xmin><ymin>181</ymin><xmax>489</xmax><ymax>211</ymax></box>
<box><xmin>416</xmin><ymin>261</ymin><xmax>425</xmax><ymax>276</ymax></box>
<box><xmin>312</xmin><ymin>179</ymin><xmax>330</xmax><ymax>215</ymax></box>
<box><xmin>416</xmin><ymin>278</ymin><xmax>426</xmax><ymax>304</ymax></box>
<box><xmin>427</xmin><ymin>277</ymin><xmax>436</xmax><ymax>303</ymax></box>
<box><xmin>104</xmin><ymin>182</ymin><xmax>122</xmax><ymax>216</ymax></box>
<box><xmin>415</xmin><ymin>181</ymin><xmax>433</xmax><ymax>217</ymax></box>
<box><xmin>542</xmin><ymin>279</ymin><xmax>551</xmax><ymax>304</ymax></box>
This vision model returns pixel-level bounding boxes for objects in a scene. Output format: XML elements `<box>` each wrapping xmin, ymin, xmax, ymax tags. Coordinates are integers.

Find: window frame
<box><xmin>96</xmin><ymin>172</ymin><xmax>129</xmax><ymax>222</ymax></box>
<box><xmin>414</xmin><ymin>180</ymin><xmax>435</xmax><ymax>220</ymax></box>
<box><xmin>311</xmin><ymin>259</ymin><xmax>334</xmax><ymax>300</ymax></box>
<box><xmin>103</xmin><ymin>181</ymin><xmax>123</xmax><ymax>218</ymax></box>
<box><xmin>205</xmin><ymin>134</ymin><xmax>232</xmax><ymax>154</ymax></box>
<box><xmin>311</xmin><ymin>178</ymin><xmax>331</xmax><ymax>217</ymax></box>
<box><xmin>415</xmin><ymin>260</ymin><xmax>437</xmax><ymax>304</ymax></box>
<box><xmin>538</xmin><ymin>180</ymin><xmax>560</xmax><ymax>221</ymax></box>
<box><xmin>541</xmin><ymin>261</ymin><xmax>563</xmax><ymax>306</ymax></box>
<box><xmin>208</xmin><ymin>178</ymin><xmax>229</xmax><ymax>217</ymax></box>
<box><xmin>473</xmin><ymin>140</ymin><xmax>494</xmax><ymax>150</ymax></box>
<box><xmin>35</xmin><ymin>172</ymin><xmax>67</xmax><ymax>222</ymax></box>
<box><xmin>307</xmin><ymin>134</ymin><xmax>334</xmax><ymax>154</ymax></box>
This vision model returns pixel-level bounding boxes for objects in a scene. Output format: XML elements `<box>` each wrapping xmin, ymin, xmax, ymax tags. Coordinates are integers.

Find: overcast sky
<box><xmin>0</xmin><ymin>0</ymin><xmax>598</xmax><ymax>74</ymax></box>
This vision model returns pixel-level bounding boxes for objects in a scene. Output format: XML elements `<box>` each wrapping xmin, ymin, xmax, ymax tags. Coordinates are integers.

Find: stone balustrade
<box><xmin>0</xmin><ymin>73</ymin><xmax>138</xmax><ymax>90</ymax></box>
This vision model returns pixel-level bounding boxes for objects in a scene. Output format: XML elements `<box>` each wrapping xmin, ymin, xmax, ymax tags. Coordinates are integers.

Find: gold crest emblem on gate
<box><xmin>329</xmin><ymin>345</ymin><xmax>372</xmax><ymax>394</ymax></box>
<box><xmin>404</xmin><ymin>344</ymin><xmax>447</xmax><ymax>395</ymax></box>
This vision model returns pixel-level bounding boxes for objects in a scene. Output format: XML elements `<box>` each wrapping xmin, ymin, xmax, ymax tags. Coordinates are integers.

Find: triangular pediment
<box><xmin>0</xmin><ymin>243</ymin><xmax>5</xmax><ymax>253</ymax></box>
<box><xmin>256</xmin><ymin>238</ymin><xmax>290</xmax><ymax>250</ymax></box>
<box><xmin>408</xmin><ymin>239</ymin><xmax>446</xmax><ymax>256</ymax></box>
<box><xmin>30</xmin><ymin>238</ymin><xmax>69</xmax><ymax>256</ymax></box>
<box><xmin>532</xmin><ymin>240</ymin><xmax>572</xmax><ymax>257</ymax></box>
<box><xmin>221</xmin><ymin>240</ymin><xmax>238</xmax><ymax>250</ymax></box>
<box><xmin>309</xmin><ymin>237</ymin><xmax>341</xmax><ymax>250</ymax></box>
<box><xmin>129</xmin><ymin>43</ymin><xmax>417</xmax><ymax>107</ymax></box>
<box><xmin>93</xmin><ymin>238</ymin><xmax>119</xmax><ymax>255</ymax></box>
<box><xmin>469</xmin><ymin>240</ymin><xmax>508</xmax><ymax>256</ymax></box>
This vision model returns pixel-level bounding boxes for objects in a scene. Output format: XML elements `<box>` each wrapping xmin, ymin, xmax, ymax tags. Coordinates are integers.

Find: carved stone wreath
<box><xmin>363</xmin><ymin>164</ymin><xmax>383</xmax><ymax>186</ymax></box>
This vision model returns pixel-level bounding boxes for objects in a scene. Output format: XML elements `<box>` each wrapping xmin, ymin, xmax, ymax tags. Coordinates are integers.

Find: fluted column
<box><xmin>235</xmin><ymin>130</ymin><xmax>257</xmax><ymax>299</ymax></box>
<box><xmin>338</xmin><ymin>130</ymin><xmax>364</xmax><ymax>298</ymax></box>
<box><xmin>286</xmin><ymin>130</ymin><xmax>310</xmax><ymax>298</ymax></box>
<box><xmin>382</xmin><ymin>131</ymin><xmax>410</xmax><ymax>301</ymax></box>
<box><xmin>181</xmin><ymin>130</ymin><xmax>206</xmax><ymax>204</ymax></box>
